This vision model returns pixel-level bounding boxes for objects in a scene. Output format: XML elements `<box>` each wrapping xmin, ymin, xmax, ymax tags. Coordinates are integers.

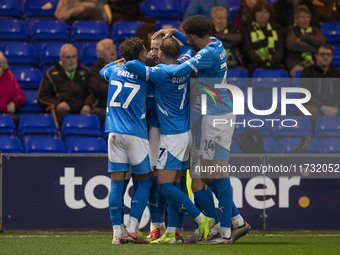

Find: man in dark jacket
<box><xmin>88</xmin><ymin>38</ymin><xmax>117</xmax><ymax>127</ymax></box>
<box><xmin>299</xmin><ymin>43</ymin><xmax>340</xmax><ymax>126</ymax></box>
<box><xmin>38</xmin><ymin>43</ymin><xmax>95</xmax><ymax>126</ymax></box>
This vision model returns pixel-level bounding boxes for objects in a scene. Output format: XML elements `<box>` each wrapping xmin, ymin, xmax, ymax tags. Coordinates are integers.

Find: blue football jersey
<box><xmin>100</xmin><ymin>62</ymin><xmax>150</xmax><ymax>139</ymax></box>
<box><xmin>125</xmin><ymin>60</ymin><xmax>190</xmax><ymax>135</ymax></box>
<box><xmin>159</xmin><ymin>36</ymin><xmax>233</xmax><ymax>115</ymax></box>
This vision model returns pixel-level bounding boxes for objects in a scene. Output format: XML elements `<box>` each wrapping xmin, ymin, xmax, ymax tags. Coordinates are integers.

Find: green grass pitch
<box><xmin>1</xmin><ymin>230</ymin><xmax>340</xmax><ymax>255</ymax></box>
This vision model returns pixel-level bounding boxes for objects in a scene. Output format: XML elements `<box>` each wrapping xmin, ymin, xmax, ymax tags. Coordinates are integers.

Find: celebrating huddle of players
<box><xmin>100</xmin><ymin>15</ymin><xmax>251</xmax><ymax>245</ymax></box>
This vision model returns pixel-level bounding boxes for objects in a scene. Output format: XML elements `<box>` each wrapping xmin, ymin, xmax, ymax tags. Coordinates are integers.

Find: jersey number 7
<box><xmin>110</xmin><ymin>81</ymin><xmax>140</xmax><ymax>108</ymax></box>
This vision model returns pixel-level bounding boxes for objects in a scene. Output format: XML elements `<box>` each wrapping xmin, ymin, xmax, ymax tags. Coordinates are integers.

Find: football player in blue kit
<box><xmin>100</xmin><ymin>38</ymin><xmax>153</xmax><ymax>245</ymax></box>
<box><xmin>125</xmin><ymin>37</ymin><xmax>215</xmax><ymax>244</ymax></box>
<box><xmin>156</xmin><ymin>15</ymin><xmax>251</xmax><ymax>244</ymax></box>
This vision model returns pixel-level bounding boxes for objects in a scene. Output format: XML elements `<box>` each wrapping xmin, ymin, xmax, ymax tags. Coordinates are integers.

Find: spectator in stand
<box><xmin>38</xmin><ymin>44</ymin><xmax>95</xmax><ymax>126</ymax></box>
<box><xmin>55</xmin><ymin>0</ymin><xmax>106</xmax><ymax>25</ymax></box>
<box><xmin>285</xmin><ymin>5</ymin><xmax>326</xmax><ymax>77</ymax></box>
<box><xmin>316</xmin><ymin>0</ymin><xmax>340</xmax><ymax>22</ymax></box>
<box><xmin>234</xmin><ymin>0</ymin><xmax>257</xmax><ymax>29</ymax></box>
<box><xmin>89</xmin><ymin>39</ymin><xmax>117</xmax><ymax>127</ymax></box>
<box><xmin>183</xmin><ymin>0</ymin><xmax>230</xmax><ymax>21</ymax></box>
<box><xmin>0</xmin><ymin>51</ymin><xmax>25</xmax><ymax>126</ymax></box>
<box><xmin>299</xmin><ymin>43</ymin><xmax>340</xmax><ymax>126</ymax></box>
<box><xmin>135</xmin><ymin>23</ymin><xmax>157</xmax><ymax>52</ymax></box>
<box><xmin>210</xmin><ymin>6</ymin><xmax>244</xmax><ymax>68</ymax></box>
<box><xmin>273</xmin><ymin>0</ymin><xmax>320</xmax><ymax>31</ymax></box>
<box><xmin>242</xmin><ymin>1</ymin><xmax>285</xmax><ymax>74</ymax></box>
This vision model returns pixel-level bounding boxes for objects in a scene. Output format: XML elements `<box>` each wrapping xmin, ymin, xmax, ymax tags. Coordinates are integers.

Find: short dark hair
<box><xmin>250</xmin><ymin>1</ymin><xmax>274</xmax><ymax>22</ymax></box>
<box><xmin>159</xmin><ymin>37</ymin><xmax>180</xmax><ymax>59</ymax></box>
<box><xmin>119</xmin><ymin>38</ymin><xmax>145</xmax><ymax>61</ymax></box>
<box><xmin>316</xmin><ymin>43</ymin><xmax>333</xmax><ymax>54</ymax></box>
<box><xmin>182</xmin><ymin>15</ymin><xmax>212</xmax><ymax>38</ymax></box>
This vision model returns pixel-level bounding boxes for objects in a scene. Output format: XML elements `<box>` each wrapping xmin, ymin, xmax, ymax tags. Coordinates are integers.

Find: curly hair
<box><xmin>182</xmin><ymin>15</ymin><xmax>212</xmax><ymax>38</ymax></box>
<box><xmin>119</xmin><ymin>38</ymin><xmax>145</xmax><ymax>61</ymax></box>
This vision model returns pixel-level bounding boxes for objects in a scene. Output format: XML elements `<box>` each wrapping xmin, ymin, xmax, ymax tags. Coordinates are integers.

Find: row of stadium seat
<box><xmin>1</xmin><ymin>113</ymin><xmax>340</xmax><ymax>139</ymax></box>
<box><xmin>1</xmin><ymin>134</ymin><xmax>339</xmax><ymax>154</ymax></box>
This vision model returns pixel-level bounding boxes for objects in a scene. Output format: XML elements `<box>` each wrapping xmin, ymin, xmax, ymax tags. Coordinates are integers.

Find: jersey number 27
<box><xmin>110</xmin><ymin>81</ymin><xmax>140</xmax><ymax>108</ymax></box>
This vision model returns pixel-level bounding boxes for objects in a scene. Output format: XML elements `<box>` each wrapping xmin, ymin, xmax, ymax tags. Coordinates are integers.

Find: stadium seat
<box><xmin>180</xmin><ymin>0</ymin><xmax>190</xmax><ymax>17</ymax></box>
<box><xmin>38</xmin><ymin>41</ymin><xmax>64</xmax><ymax>69</ymax></box>
<box><xmin>230</xmin><ymin>139</ymin><xmax>243</xmax><ymax>153</ymax></box>
<box><xmin>154</xmin><ymin>19</ymin><xmax>181</xmax><ymax>30</ymax></box>
<box><xmin>112</xmin><ymin>21</ymin><xmax>144</xmax><ymax>42</ymax></box>
<box><xmin>66</xmin><ymin>136</ymin><xmax>107</xmax><ymax>153</ymax></box>
<box><xmin>227</xmin><ymin>67</ymin><xmax>249</xmax><ymax>89</ymax></box>
<box><xmin>71</xmin><ymin>20</ymin><xmax>109</xmax><ymax>42</ymax></box>
<box><xmin>18</xmin><ymin>113</ymin><xmax>58</xmax><ymax>136</ymax></box>
<box><xmin>319</xmin><ymin>137</ymin><xmax>340</xmax><ymax>153</ymax></box>
<box><xmin>143</xmin><ymin>0</ymin><xmax>181</xmax><ymax>18</ymax></box>
<box><xmin>0</xmin><ymin>114</ymin><xmax>16</xmax><ymax>135</ymax></box>
<box><xmin>251</xmin><ymin>68</ymin><xmax>290</xmax><ymax>89</ymax></box>
<box><xmin>22</xmin><ymin>0</ymin><xmax>57</xmax><ymax>17</ymax></box>
<box><xmin>320</xmin><ymin>22</ymin><xmax>340</xmax><ymax>42</ymax></box>
<box><xmin>332</xmin><ymin>45</ymin><xmax>340</xmax><ymax>66</ymax></box>
<box><xmin>233</xmin><ymin>114</ymin><xmax>272</xmax><ymax>137</ymax></box>
<box><xmin>2</xmin><ymin>42</ymin><xmax>38</xmax><ymax>66</ymax></box>
<box><xmin>0</xmin><ymin>135</ymin><xmax>24</xmax><ymax>153</ymax></box>
<box><xmin>11</xmin><ymin>66</ymin><xmax>42</xmax><ymax>89</ymax></box>
<box><xmin>61</xmin><ymin>114</ymin><xmax>102</xmax><ymax>137</ymax></box>
<box><xmin>263</xmin><ymin>137</ymin><xmax>279</xmax><ymax>153</ymax></box>
<box><xmin>19</xmin><ymin>90</ymin><xmax>44</xmax><ymax>112</ymax></box>
<box><xmin>80</xmin><ymin>42</ymin><xmax>98</xmax><ymax>65</ymax></box>
<box><xmin>0</xmin><ymin>0</ymin><xmax>21</xmax><ymax>17</ymax></box>
<box><xmin>277</xmin><ymin>137</ymin><xmax>321</xmax><ymax>153</ymax></box>
<box><xmin>314</xmin><ymin>116</ymin><xmax>340</xmax><ymax>138</ymax></box>
<box><xmin>30</xmin><ymin>19</ymin><xmax>69</xmax><ymax>41</ymax></box>
<box><xmin>0</xmin><ymin>19</ymin><xmax>28</xmax><ymax>41</ymax></box>
<box><xmin>24</xmin><ymin>135</ymin><xmax>66</xmax><ymax>153</ymax></box>
<box><xmin>292</xmin><ymin>69</ymin><xmax>302</xmax><ymax>87</ymax></box>
<box><xmin>272</xmin><ymin>115</ymin><xmax>312</xmax><ymax>138</ymax></box>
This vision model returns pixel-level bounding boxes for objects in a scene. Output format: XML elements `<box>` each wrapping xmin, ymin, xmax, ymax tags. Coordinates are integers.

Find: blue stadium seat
<box><xmin>155</xmin><ymin>19</ymin><xmax>181</xmax><ymax>30</ymax></box>
<box><xmin>18</xmin><ymin>113</ymin><xmax>58</xmax><ymax>136</ymax></box>
<box><xmin>19</xmin><ymin>90</ymin><xmax>44</xmax><ymax>112</ymax></box>
<box><xmin>71</xmin><ymin>21</ymin><xmax>109</xmax><ymax>42</ymax></box>
<box><xmin>230</xmin><ymin>139</ymin><xmax>243</xmax><ymax>153</ymax></box>
<box><xmin>319</xmin><ymin>137</ymin><xmax>340</xmax><ymax>153</ymax></box>
<box><xmin>251</xmin><ymin>68</ymin><xmax>290</xmax><ymax>89</ymax></box>
<box><xmin>332</xmin><ymin>45</ymin><xmax>340</xmax><ymax>66</ymax></box>
<box><xmin>0</xmin><ymin>135</ymin><xmax>23</xmax><ymax>153</ymax></box>
<box><xmin>30</xmin><ymin>19</ymin><xmax>68</xmax><ymax>41</ymax></box>
<box><xmin>66</xmin><ymin>136</ymin><xmax>107</xmax><ymax>153</ymax></box>
<box><xmin>0</xmin><ymin>18</ymin><xmax>28</xmax><ymax>41</ymax></box>
<box><xmin>227</xmin><ymin>67</ymin><xmax>249</xmax><ymax>89</ymax></box>
<box><xmin>38</xmin><ymin>41</ymin><xmax>64</xmax><ymax>69</ymax></box>
<box><xmin>11</xmin><ymin>66</ymin><xmax>42</xmax><ymax>89</ymax></box>
<box><xmin>229</xmin><ymin>0</ymin><xmax>240</xmax><ymax>17</ymax></box>
<box><xmin>61</xmin><ymin>114</ymin><xmax>102</xmax><ymax>137</ymax></box>
<box><xmin>144</xmin><ymin>0</ymin><xmax>181</xmax><ymax>18</ymax></box>
<box><xmin>24</xmin><ymin>135</ymin><xmax>66</xmax><ymax>153</ymax></box>
<box><xmin>233</xmin><ymin>114</ymin><xmax>272</xmax><ymax>137</ymax></box>
<box><xmin>292</xmin><ymin>69</ymin><xmax>302</xmax><ymax>87</ymax></box>
<box><xmin>80</xmin><ymin>42</ymin><xmax>98</xmax><ymax>65</ymax></box>
<box><xmin>272</xmin><ymin>115</ymin><xmax>312</xmax><ymax>138</ymax></box>
<box><xmin>314</xmin><ymin>116</ymin><xmax>340</xmax><ymax>138</ymax></box>
<box><xmin>277</xmin><ymin>137</ymin><xmax>321</xmax><ymax>153</ymax></box>
<box><xmin>320</xmin><ymin>22</ymin><xmax>340</xmax><ymax>42</ymax></box>
<box><xmin>23</xmin><ymin>0</ymin><xmax>57</xmax><ymax>17</ymax></box>
<box><xmin>180</xmin><ymin>0</ymin><xmax>190</xmax><ymax>17</ymax></box>
<box><xmin>263</xmin><ymin>137</ymin><xmax>279</xmax><ymax>153</ymax></box>
<box><xmin>0</xmin><ymin>114</ymin><xmax>16</xmax><ymax>135</ymax></box>
<box><xmin>2</xmin><ymin>42</ymin><xmax>37</xmax><ymax>66</ymax></box>
<box><xmin>0</xmin><ymin>0</ymin><xmax>21</xmax><ymax>17</ymax></box>
<box><xmin>112</xmin><ymin>21</ymin><xmax>144</xmax><ymax>41</ymax></box>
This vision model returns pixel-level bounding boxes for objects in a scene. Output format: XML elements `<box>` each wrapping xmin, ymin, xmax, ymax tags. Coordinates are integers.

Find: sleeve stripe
<box><xmin>146</xmin><ymin>67</ymin><xmax>149</xmax><ymax>81</ymax></box>
<box><xmin>186</xmin><ymin>61</ymin><xmax>198</xmax><ymax>73</ymax></box>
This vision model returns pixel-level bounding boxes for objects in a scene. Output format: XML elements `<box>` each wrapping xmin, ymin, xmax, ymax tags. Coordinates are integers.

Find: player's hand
<box><xmin>80</xmin><ymin>105</ymin><xmax>91</xmax><ymax>114</ymax></box>
<box><xmin>56</xmin><ymin>101</ymin><xmax>71</xmax><ymax>111</ymax></box>
<box><xmin>7</xmin><ymin>101</ymin><xmax>15</xmax><ymax>114</ymax></box>
<box><xmin>151</xmin><ymin>28</ymin><xmax>177</xmax><ymax>40</ymax></box>
<box><xmin>115</xmin><ymin>58</ymin><xmax>125</xmax><ymax>67</ymax></box>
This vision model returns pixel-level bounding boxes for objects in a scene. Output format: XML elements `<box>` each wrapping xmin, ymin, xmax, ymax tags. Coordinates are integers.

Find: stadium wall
<box><xmin>0</xmin><ymin>154</ymin><xmax>339</xmax><ymax>231</ymax></box>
